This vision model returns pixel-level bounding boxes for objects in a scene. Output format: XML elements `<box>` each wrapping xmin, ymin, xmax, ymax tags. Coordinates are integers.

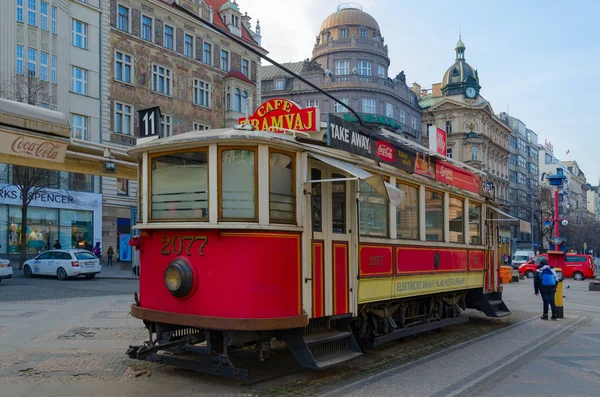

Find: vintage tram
<box><xmin>126</xmin><ymin>121</ymin><xmax>518</xmax><ymax>379</ymax></box>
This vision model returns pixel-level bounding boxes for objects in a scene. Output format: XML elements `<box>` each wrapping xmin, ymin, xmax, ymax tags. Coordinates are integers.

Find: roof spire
<box><xmin>455</xmin><ymin>32</ymin><xmax>465</xmax><ymax>61</ymax></box>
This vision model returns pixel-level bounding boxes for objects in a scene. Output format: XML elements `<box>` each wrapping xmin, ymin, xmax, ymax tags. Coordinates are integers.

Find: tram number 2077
<box><xmin>369</xmin><ymin>255</ymin><xmax>385</xmax><ymax>266</ymax></box>
<box><xmin>160</xmin><ymin>235</ymin><xmax>208</xmax><ymax>256</ymax></box>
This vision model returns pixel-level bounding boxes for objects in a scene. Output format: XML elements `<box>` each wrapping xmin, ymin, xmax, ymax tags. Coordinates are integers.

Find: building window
<box><xmin>114</xmin><ymin>101</ymin><xmax>132</xmax><ymax>135</ymax></box>
<box><xmin>40</xmin><ymin>52</ymin><xmax>48</xmax><ymax>81</ymax></box>
<box><xmin>305</xmin><ymin>99</ymin><xmax>319</xmax><ymax>108</ymax></box>
<box><xmin>425</xmin><ymin>189</ymin><xmax>444</xmax><ymax>242</ymax></box>
<box><xmin>220</xmin><ymin>50</ymin><xmax>229</xmax><ymax>71</ymax></box>
<box><xmin>411</xmin><ymin>116</ymin><xmax>417</xmax><ymax>129</ymax></box>
<box><xmin>51</xmin><ymin>55</ymin><xmax>56</xmax><ymax>84</ymax></box>
<box><xmin>160</xmin><ymin>114</ymin><xmax>172</xmax><ymax>138</ymax></box>
<box><xmin>17</xmin><ymin>0</ymin><xmax>23</xmax><ymax>22</ymax></box>
<box><xmin>220</xmin><ymin>148</ymin><xmax>257</xmax><ymax>220</ymax></box>
<box><xmin>242</xmin><ymin>91</ymin><xmax>248</xmax><ymax>114</ymax></box>
<box><xmin>362</xmin><ymin>98</ymin><xmax>376</xmax><ymax>114</ymax></box>
<box><xmin>16</xmin><ymin>46</ymin><xmax>23</xmax><ymax>75</ymax></box>
<box><xmin>141</xmin><ymin>15</ymin><xmax>152</xmax><ymax>41</ymax></box>
<box><xmin>71</xmin><ymin>114</ymin><xmax>88</xmax><ymax>140</ymax></box>
<box><xmin>359</xmin><ymin>28</ymin><xmax>368</xmax><ymax>39</ymax></box>
<box><xmin>117</xmin><ymin>179</ymin><xmax>129</xmax><ymax>196</ymax></box>
<box><xmin>396</xmin><ymin>183</ymin><xmax>419</xmax><ymax>239</ymax></box>
<box><xmin>40</xmin><ymin>1</ymin><xmax>48</xmax><ymax>30</ymax></box>
<box><xmin>242</xmin><ymin>59</ymin><xmax>249</xmax><ymax>76</ymax></box>
<box><xmin>447</xmin><ymin>147</ymin><xmax>453</xmax><ymax>158</ymax></box>
<box><xmin>509</xmin><ymin>154</ymin><xmax>516</xmax><ymax>165</ymax></box>
<box><xmin>71</xmin><ymin>173</ymin><xmax>93</xmax><ymax>192</ymax></box>
<box><xmin>471</xmin><ymin>146</ymin><xmax>478</xmax><ymax>161</ymax></box>
<box><xmin>274</xmin><ymin>80</ymin><xmax>284</xmax><ymax>90</ymax></box>
<box><xmin>234</xmin><ymin>88</ymin><xmax>241</xmax><ymax>112</ymax></box>
<box><xmin>163</xmin><ymin>25</ymin><xmax>173</xmax><ymax>50</ymax></box>
<box><xmin>334</xmin><ymin>98</ymin><xmax>349</xmax><ymax>113</ymax></box>
<box><xmin>377</xmin><ymin>64</ymin><xmax>386</xmax><ymax>77</ymax></box>
<box><xmin>335</xmin><ymin>60</ymin><xmax>349</xmax><ymax>75</ymax></box>
<box><xmin>449</xmin><ymin>197</ymin><xmax>464</xmax><ymax>243</ymax></box>
<box><xmin>517</xmin><ymin>155</ymin><xmax>527</xmax><ymax>168</ymax></box>
<box><xmin>203</xmin><ymin>42</ymin><xmax>212</xmax><ymax>65</ymax></box>
<box><xmin>339</xmin><ymin>28</ymin><xmax>348</xmax><ymax>38</ymax></box>
<box><xmin>117</xmin><ymin>5</ymin><xmax>129</xmax><ymax>32</ymax></box>
<box><xmin>72</xmin><ymin>19</ymin><xmax>87</xmax><ymax>49</ymax></box>
<box><xmin>269</xmin><ymin>151</ymin><xmax>296</xmax><ymax>223</ymax></box>
<box><xmin>469</xmin><ymin>203</ymin><xmax>482</xmax><ymax>244</ymax></box>
<box><xmin>193</xmin><ymin>79</ymin><xmax>211</xmax><ymax>108</ymax></box>
<box><xmin>193</xmin><ymin>122</ymin><xmax>210</xmax><ymax>130</ymax></box>
<box><xmin>399</xmin><ymin>109</ymin><xmax>405</xmax><ymax>124</ymax></box>
<box><xmin>386</xmin><ymin>103</ymin><xmax>393</xmax><ymax>118</ymax></box>
<box><xmin>115</xmin><ymin>51</ymin><xmax>133</xmax><ymax>83</ymax></box>
<box><xmin>28</xmin><ymin>0</ymin><xmax>36</xmax><ymax>26</ymax></box>
<box><xmin>152</xmin><ymin>64</ymin><xmax>172</xmax><ymax>96</ymax></box>
<box><xmin>517</xmin><ymin>172</ymin><xmax>526</xmax><ymax>185</ymax></box>
<box><xmin>71</xmin><ymin>66</ymin><xmax>87</xmax><ymax>95</ymax></box>
<box><xmin>27</xmin><ymin>48</ymin><xmax>36</xmax><ymax>77</ymax></box>
<box><xmin>358</xmin><ymin>60</ymin><xmax>371</xmax><ymax>76</ymax></box>
<box><xmin>445</xmin><ymin>120</ymin><xmax>452</xmax><ymax>134</ymax></box>
<box><xmin>51</xmin><ymin>6</ymin><xmax>56</xmax><ymax>33</ymax></box>
<box><xmin>184</xmin><ymin>33</ymin><xmax>193</xmax><ymax>57</ymax></box>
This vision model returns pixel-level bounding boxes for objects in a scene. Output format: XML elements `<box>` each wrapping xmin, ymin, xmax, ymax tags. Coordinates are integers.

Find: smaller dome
<box><xmin>320</xmin><ymin>5</ymin><xmax>380</xmax><ymax>33</ymax></box>
<box><xmin>455</xmin><ymin>38</ymin><xmax>465</xmax><ymax>50</ymax></box>
<box><xmin>442</xmin><ymin>60</ymin><xmax>478</xmax><ymax>87</ymax></box>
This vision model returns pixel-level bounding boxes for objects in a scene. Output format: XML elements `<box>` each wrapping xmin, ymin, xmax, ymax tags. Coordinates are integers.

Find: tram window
<box><xmin>359</xmin><ymin>180</ymin><xmax>388</xmax><ymax>237</ymax></box>
<box><xmin>269</xmin><ymin>151</ymin><xmax>295</xmax><ymax>223</ymax></box>
<box><xmin>331</xmin><ymin>174</ymin><xmax>346</xmax><ymax>233</ymax></box>
<box><xmin>449</xmin><ymin>197</ymin><xmax>464</xmax><ymax>243</ymax></box>
<box><xmin>396</xmin><ymin>183</ymin><xmax>418</xmax><ymax>239</ymax></box>
<box><xmin>425</xmin><ymin>189</ymin><xmax>444</xmax><ymax>242</ymax></box>
<box><xmin>311</xmin><ymin>168</ymin><xmax>322</xmax><ymax>232</ymax></box>
<box><xmin>220</xmin><ymin>148</ymin><xmax>256</xmax><ymax>220</ymax></box>
<box><xmin>469</xmin><ymin>203</ymin><xmax>482</xmax><ymax>245</ymax></box>
<box><xmin>150</xmin><ymin>151</ymin><xmax>208</xmax><ymax>220</ymax></box>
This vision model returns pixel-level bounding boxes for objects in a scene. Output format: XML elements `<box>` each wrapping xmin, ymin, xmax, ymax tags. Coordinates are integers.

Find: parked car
<box><xmin>23</xmin><ymin>249</ymin><xmax>101</xmax><ymax>280</ymax></box>
<box><xmin>0</xmin><ymin>258</ymin><xmax>12</xmax><ymax>282</ymax></box>
<box><xmin>511</xmin><ymin>250</ymin><xmax>536</xmax><ymax>269</ymax></box>
<box><xmin>518</xmin><ymin>253</ymin><xmax>595</xmax><ymax>280</ymax></box>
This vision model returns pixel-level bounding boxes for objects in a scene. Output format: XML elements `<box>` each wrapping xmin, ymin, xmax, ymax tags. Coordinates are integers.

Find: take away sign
<box><xmin>238</xmin><ymin>98</ymin><xmax>319</xmax><ymax>132</ymax></box>
<box><xmin>428</xmin><ymin>126</ymin><xmax>447</xmax><ymax>157</ymax></box>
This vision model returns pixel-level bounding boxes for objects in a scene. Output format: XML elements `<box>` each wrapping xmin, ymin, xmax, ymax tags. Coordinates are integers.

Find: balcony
<box><xmin>313</xmin><ymin>37</ymin><xmax>388</xmax><ymax>58</ymax></box>
<box><xmin>324</xmin><ymin>74</ymin><xmax>401</xmax><ymax>95</ymax></box>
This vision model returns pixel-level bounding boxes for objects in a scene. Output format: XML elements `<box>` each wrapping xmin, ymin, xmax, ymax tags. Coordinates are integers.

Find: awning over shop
<box><xmin>487</xmin><ymin>206</ymin><xmax>532</xmax><ymax>234</ymax></box>
<box><xmin>308</xmin><ymin>153</ymin><xmax>405</xmax><ymax>207</ymax></box>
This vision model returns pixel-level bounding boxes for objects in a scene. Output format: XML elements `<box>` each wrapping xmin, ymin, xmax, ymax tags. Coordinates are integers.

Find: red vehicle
<box><xmin>518</xmin><ymin>253</ymin><xmax>595</xmax><ymax>280</ymax></box>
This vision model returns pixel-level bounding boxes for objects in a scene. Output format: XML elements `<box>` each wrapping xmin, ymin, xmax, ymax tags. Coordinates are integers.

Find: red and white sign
<box><xmin>375</xmin><ymin>140</ymin><xmax>395</xmax><ymax>162</ymax></box>
<box><xmin>436</xmin><ymin>160</ymin><xmax>480</xmax><ymax>194</ymax></box>
<box><xmin>238</xmin><ymin>98</ymin><xmax>319</xmax><ymax>132</ymax></box>
<box><xmin>428</xmin><ymin>126</ymin><xmax>447</xmax><ymax>156</ymax></box>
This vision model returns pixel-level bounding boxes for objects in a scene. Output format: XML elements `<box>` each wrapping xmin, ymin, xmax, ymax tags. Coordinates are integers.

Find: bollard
<box><xmin>555</xmin><ymin>268</ymin><xmax>564</xmax><ymax>318</ymax></box>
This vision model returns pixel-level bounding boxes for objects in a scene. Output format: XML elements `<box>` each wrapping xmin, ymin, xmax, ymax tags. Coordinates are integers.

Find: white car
<box><xmin>0</xmin><ymin>258</ymin><xmax>12</xmax><ymax>282</ymax></box>
<box><xmin>23</xmin><ymin>249</ymin><xmax>101</xmax><ymax>280</ymax></box>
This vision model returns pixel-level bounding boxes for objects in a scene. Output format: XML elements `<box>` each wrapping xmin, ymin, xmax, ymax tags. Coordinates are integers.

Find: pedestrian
<box><xmin>107</xmin><ymin>246</ymin><xmax>114</xmax><ymax>267</ymax></box>
<box><xmin>534</xmin><ymin>258</ymin><xmax>559</xmax><ymax>320</ymax></box>
<box><xmin>53</xmin><ymin>240</ymin><xmax>61</xmax><ymax>249</ymax></box>
<box><xmin>93</xmin><ymin>242</ymin><xmax>101</xmax><ymax>260</ymax></box>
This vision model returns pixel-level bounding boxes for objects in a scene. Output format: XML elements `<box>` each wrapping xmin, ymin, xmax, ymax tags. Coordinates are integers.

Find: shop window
<box><xmin>311</xmin><ymin>168</ymin><xmax>322</xmax><ymax>232</ymax></box>
<box><xmin>60</xmin><ymin>209</ymin><xmax>93</xmax><ymax>250</ymax></box>
<box><xmin>396</xmin><ymin>182</ymin><xmax>418</xmax><ymax>239</ymax></box>
<box><xmin>331</xmin><ymin>174</ymin><xmax>346</xmax><ymax>233</ymax></box>
<box><xmin>425</xmin><ymin>189</ymin><xmax>444</xmax><ymax>242</ymax></box>
<box><xmin>219</xmin><ymin>148</ymin><xmax>257</xmax><ymax>220</ymax></box>
<box><xmin>359</xmin><ymin>179</ymin><xmax>388</xmax><ymax>237</ymax></box>
<box><xmin>469</xmin><ymin>203</ymin><xmax>482</xmax><ymax>245</ymax></box>
<box><xmin>269</xmin><ymin>151</ymin><xmax>295</xmax><ymax>223</ymax></box>
<box><xmin>151</xmin><ymin>150</ymin><xmax>208</xmax><ymax>220</ymax></box>
<box><xmin>8</xmin><ymin>206</ymin><xmax>60</xmax><ymax>254</ymax></box>
<box><xmin>71</xmin><ymin>173</ymin><xmax>93</xmax><ymax>192</ymax></box>
<box><xmin>449</xmin><ymin>197</ymin><xmax>464</xmax><ymax>243</ymax></box>
<box><xmin>117</xmin><ymin>178</ymin><xmax>128</xmax><ymax>196</ymax></box>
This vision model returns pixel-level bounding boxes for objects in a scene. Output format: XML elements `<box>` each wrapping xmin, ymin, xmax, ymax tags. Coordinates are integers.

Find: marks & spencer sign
<box><xmin>238</xmin><ymin>98</ymin><xmax>319</xmax><ymax>132</ymax></box>
<box><xmin>0</xmin><ymin>131</ymin><xmax>67</xmax><ymax>163</ymax></box>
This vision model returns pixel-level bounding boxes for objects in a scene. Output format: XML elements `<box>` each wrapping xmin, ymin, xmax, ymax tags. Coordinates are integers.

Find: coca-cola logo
<box><xmin>439</xmin><ymin>165</ymin><xmax>454</xmax><ymax>180</ymax></box>
<box><xmin>375</xmin><ymin>140</ymin><xmax>395</xmax><ymax>162</ymax></box>
<box><xmin>436</xmin><ymin>130</ymin><xmax>446</xmax><ymax>153</ymax></box>
<box><xmin>10</xmin><ymin>137</ymin><xmax>63</xmax><ymax>161</ymax></box>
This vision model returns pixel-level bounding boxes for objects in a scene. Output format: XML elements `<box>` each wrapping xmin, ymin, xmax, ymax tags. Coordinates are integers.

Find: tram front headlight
<box><xmin>164</xmin><ymin>259</ymin><xmax>194</xmax><ymax>298</ymax></box>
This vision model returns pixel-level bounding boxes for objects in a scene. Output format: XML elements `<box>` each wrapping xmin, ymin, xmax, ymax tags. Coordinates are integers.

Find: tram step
<box><xmin>476</xmin><ymin>293</ymin><xmax>511</xmax><ymax>318</ymax></box>
<box><xmin>304</xmin><ymin>330</ymin><xmax>352</xmax><ymax>345</ymax></box>
<box><xmin>314</xmin><ymin>351</ymin><xmax>363</xmax><ymax>369</ymax></box>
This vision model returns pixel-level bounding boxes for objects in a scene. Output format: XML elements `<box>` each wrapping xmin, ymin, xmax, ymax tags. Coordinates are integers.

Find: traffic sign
<box><xmin>543</xmin><ymin>220</ymin><xmax>552</xmax><ymax>228</ymax></box>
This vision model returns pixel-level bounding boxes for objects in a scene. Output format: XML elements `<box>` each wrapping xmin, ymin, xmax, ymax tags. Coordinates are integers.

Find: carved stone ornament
<box><xmin>302</xmin><ymin>58</ymin><xmax>323</xmax><ymax>72</ymax></box>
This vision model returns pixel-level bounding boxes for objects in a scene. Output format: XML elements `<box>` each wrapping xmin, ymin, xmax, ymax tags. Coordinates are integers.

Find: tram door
<box><xmin>485</xmin><ymin>208</ymin><xmax>498</xmax><ymax>293</ymax></box>
<box><xmin>309</xmin><ymin>162</ymin><xmax>353</xmax><ymax>318</ymax></box>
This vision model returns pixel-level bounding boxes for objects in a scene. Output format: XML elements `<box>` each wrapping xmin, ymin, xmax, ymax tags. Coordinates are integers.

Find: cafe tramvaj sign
<box><xmin>238</xmin><ymin>98</ymin><xmax>319</xmax><ymax>132</ymax></box>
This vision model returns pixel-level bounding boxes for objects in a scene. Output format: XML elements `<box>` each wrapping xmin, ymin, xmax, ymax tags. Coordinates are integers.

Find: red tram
<box><xmin>126</xmin><ymin>124</ymin><xmax>518</xmax><ymax>379</ymax></box>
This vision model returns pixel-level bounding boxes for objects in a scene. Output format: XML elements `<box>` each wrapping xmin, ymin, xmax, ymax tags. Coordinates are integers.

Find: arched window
<box><xmin>241</xmin><ymin>91</ymin><xmax>248</xmax><ymax>114</ymax></box>
<box><xmin>226</xmin><ymin>87</ymin><xmax>231</xmax><ymax>111</ymax></box>
<box><xmin>234</xmin><ymin>88</ymin><xmax>241</xmax><ymax>112</ymax></box>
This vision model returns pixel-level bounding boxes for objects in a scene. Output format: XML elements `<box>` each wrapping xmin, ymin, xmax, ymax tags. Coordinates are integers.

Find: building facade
<box><xmin>497</xmin><ymin>112</ymin><xmax>539</xmax><ymax>251</ymax></box>
<box><xmin>0</xmin><ymin>0</ymin><xmax>104</xmax><ymax>259</ymax></box>
<box><xmin>261</xmin><ymin>4</ymin><xmax>422</xmax><ymax>143</ymax></box>
<box><xmin>563</xmin><ymin>161</ymin><xmax>589</xmax><ymax>225</ymax></box>
<box><xmin>588</xmin><ymin>184</ymin><xmax>600</xmax><ymax>222</ymax></box>
<box><xmin>103</xmin><ymin>0</ymin><xmax>264</xmax><ymax>260</ymax></box>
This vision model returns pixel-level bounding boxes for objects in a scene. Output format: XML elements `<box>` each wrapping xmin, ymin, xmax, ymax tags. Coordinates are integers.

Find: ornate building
<box><xmin>261</xmin><ymin>3</ymin><xmax>422</xmax><ymax>143</ymax></box>
<box><xmin>419</xmin><ymin>38</ymin><xmax>511</xmax><ymax>207</ymax></box>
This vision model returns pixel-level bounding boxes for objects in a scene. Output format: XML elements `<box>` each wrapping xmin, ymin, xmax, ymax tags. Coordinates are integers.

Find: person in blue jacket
<box><xmin>534</xmin><ymin>258</ymin><xmax>559</xmax><ymax>320</ymax></box>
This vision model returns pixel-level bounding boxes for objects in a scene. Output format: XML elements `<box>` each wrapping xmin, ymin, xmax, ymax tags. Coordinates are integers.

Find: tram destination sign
<box><xmin>327</xmin><ymin>114</ymin><xmax>436</xmax><ymax>179</ymax></box>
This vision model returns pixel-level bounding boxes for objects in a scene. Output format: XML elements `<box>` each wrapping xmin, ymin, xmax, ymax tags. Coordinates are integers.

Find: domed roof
<box><xmin>320</xmin><ymin>5</ymin><xmax>380</xmax><ymax>33</ymax></box>
<box><xmin>442</xmin><ymin>38</ymin><xmax>479</xmax><ymax>88</ymax></box>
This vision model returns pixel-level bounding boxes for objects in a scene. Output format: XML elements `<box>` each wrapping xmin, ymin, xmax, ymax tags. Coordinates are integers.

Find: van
<box><xmin>518</xmin><ymin>253</ymin><xmax>595</xmax><ymax>280</ymax></box>
<box><xmin>512</xmin><ymin>250</ymin><xmax>535</xmax><ymax>269</ymax></box>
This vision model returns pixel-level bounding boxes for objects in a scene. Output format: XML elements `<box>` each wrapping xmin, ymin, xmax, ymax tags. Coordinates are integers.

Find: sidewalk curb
<box><xmin>95</xmin><ymin>275</ymin><xmax>139</xmax><ymax>280</ymax></box>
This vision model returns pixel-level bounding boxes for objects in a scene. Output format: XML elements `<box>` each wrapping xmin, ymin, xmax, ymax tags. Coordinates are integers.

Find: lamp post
<box><xmin>546</xmin><ymin>168</ymin><xmax>567</xmax><ymax>251</ymax></box>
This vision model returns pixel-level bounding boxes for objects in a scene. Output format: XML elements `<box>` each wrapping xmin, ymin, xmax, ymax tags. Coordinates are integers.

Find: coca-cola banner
<box><xmin>436</xmin><ymin>160</ymin><xmax>480</xmax><ymax>194</ymax></box>
<box><xmin>1</xmin><ymin>131</ymin><xmax>68</xmax><ymax>163</ymax></box>
<box><xmin>326</xmin><ymin>114</ymin><xmax>372</xmax><ymax>159</ymax></box>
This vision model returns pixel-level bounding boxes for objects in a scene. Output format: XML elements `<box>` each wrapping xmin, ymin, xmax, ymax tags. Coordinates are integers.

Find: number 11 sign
<box><xmin>138</xmin><ymin>107</ymin><xmax>162</xmax><ymax>138</ymax></box>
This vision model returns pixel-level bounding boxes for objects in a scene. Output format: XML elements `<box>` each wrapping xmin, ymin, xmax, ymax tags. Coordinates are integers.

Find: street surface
<box><xmin>0</xmin><ymin>272</ymin><xmax>598</xmax><ymax>396</ymax></box>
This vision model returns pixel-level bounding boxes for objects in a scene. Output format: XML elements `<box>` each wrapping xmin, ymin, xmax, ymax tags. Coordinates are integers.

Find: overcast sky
<box><xmin>241</xmin><ymin>0</ymin><xmax>599</xmax><ymax>185</ymax></box>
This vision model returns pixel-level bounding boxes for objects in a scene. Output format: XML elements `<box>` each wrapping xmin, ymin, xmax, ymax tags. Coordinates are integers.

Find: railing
<box><xmin>313</xmin><ymin>38</ymin><xmax>388</xmax><ymax>57</ymax></box>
